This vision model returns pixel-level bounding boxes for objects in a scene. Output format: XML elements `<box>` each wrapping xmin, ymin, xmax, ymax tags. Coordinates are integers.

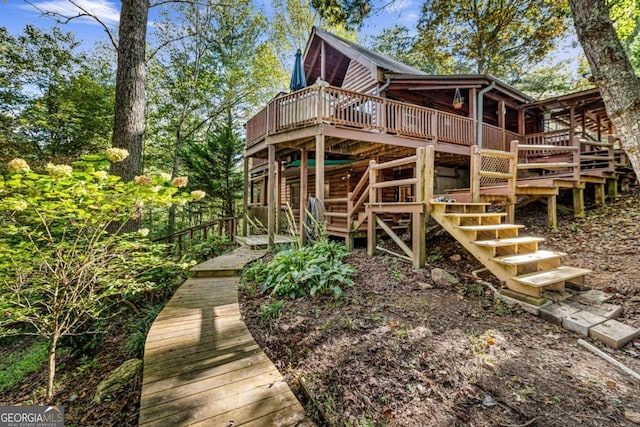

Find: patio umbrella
<box><xmin>289</xmin><ymin>49</ymin><xmax>307</xmax><ymax>92</ymax></box>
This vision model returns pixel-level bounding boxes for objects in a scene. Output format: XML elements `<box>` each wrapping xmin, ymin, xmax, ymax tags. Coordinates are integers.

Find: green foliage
<box><xmin>0</xmin><ymin>25</ymin><xmax>114</xmax><ymax>162</ymax></box>
<box><xmin>244</xmin><ymin>240</ymin><xmax>354</xmax><ymax>300</ymax></box>
<box><xmin>0</xmin><ymin>339</ymin><xmax>49</xmax><ymax>393</ymax></box>
<box><xmin>0</xmin><ymin>151</ymin><xmax>195</xmax><ymax>399</ymax></box>
<box><xmin>415</xmin><ymin>0</ymin><xmax>569</xmax><ymax>81</ymax></box>
<box><xmin>182</xmin><ymin>235</ymin><xmax>227</xmax><ymax>263</ymax></box>
<box><xmin>371</xmin><ymin>25</ymin><xmax>439</xmax><ymax>73</ymax></box>
<box><xmin>124</xmin><ymin>303</ymin><xmax>165</xmax><ymax>358</ymax></box>
<box><xmin>260</xmin><ymin>299</ymin><xmax>287</xmax><ymax>321</ymax></box>
<box><xmin>310</xmin><ymin>0</ymin><xmax>371</xmax><ymax>29</ymax></box>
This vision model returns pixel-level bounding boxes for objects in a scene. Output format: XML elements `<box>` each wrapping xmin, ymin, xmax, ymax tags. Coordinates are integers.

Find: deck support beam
<box><xmin>595</xmin><ymin>183</ymin><xmax>606</xmax><ymax>206</ymax></box>
<box><xmin>607</xmin><ymin>178</ymin><xmax>618</xmax><ymax>200</ymax></box>
<box><xmin>267</xmin><ymin>144</ymin><xmax>276</xmax><ymax>247</ymax></box>
<box><xmin>242</xmin><ymin>157</ymin><xmax>249</xmax><ymax>236</ymax></box>
<box><xmin>300</xmin><ymin>147</ymin><xmax>308</xmax><ymax>246</ymax></box>
<box><xmin>547</xmin><ymin>195</ymin><xmax>557</xmax><ymax>229</ymax></box>
<box><xmin>573</xmin><ymin>188</ymin><xmax>585</xmax><ymax>218</ymax></box>
<box><xmin>276</xmin><ymin>161</ymin><xmax>282</xmax><ymax>234</ymax></box>
<box><xmin>315</xmin><ymin>132</ymin><xmax>325</xmax><ymax>209</ymax></box>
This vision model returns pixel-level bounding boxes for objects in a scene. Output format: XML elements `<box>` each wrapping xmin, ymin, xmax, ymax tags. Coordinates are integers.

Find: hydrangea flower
<box><xmin>105</xmin><ymin>147</ymin><xmax>129</xmax><ymax>162</ymax></box>
<box><xmin>8</xmin><ymin>158</ymin><xmax>30</xmax><ymax>172</ymax></box>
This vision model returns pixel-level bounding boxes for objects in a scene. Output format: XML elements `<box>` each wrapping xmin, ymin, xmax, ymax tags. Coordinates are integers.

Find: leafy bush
<box><xmin>124</xmin><ymin>303</ymin><xmax>165</xmax><ymax>358</ymax></box>
<box><xmin>183</xmin><ymin>235</ymin><xmax>227</xmax><ymax>263</ymax></box>
<box><xmin>0</xmin><ymin>152</ymin><xmax>197</xmax><ymax>400</ymax></box>
<box><xmin>244</xmin><ymin>240</ymin><xmax>354</xmax><ymax>300</ymax></box>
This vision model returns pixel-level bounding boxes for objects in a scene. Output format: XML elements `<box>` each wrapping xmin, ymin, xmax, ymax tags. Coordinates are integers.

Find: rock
<box><xmin>94</xmin><ymin>359</ymin><xmax>142</xmax><ymax>403</ymax></box>
<box><xmin>449</xmin><ymin>254</ymin><xmax>462</xmax><ymax>262</ymax></box>
<box><xmin>417</xmin><ymin>281</ymin><xmax>433</xmax><ymax>290</ymax></box>
<box><xmin>625</xmin><ymin>410</ymin><xmax>640</xmax><ymax>424</ymax></box>
<box><xmin>431</xmin><ymin>268</ymin><xmax>459</xmax><ymax>287</ymax></box>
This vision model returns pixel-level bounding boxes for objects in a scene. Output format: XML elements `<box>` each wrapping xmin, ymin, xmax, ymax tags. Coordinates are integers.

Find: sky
<box><xmin>0</xmin><ymin>0</ymin><xmax>421</xmax><ymax>51</ymax></box>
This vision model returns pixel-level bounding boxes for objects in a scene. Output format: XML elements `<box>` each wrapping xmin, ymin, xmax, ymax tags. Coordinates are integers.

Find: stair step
<box><xmin>517</xmin><ymin>144</ymin><xmax>578</xmax><ymax>151</ymax></box>
<box><xmin>513</xmin><ymin>266</ymin><xmax>593</xmax><ymax>287</ymax></box>
<box><xmin>493</xmin><ymin>250</ymin><xmax>566</xmax><ymax>266</ymax></box>
<box><xmin>430</xmin><ymin>201</ymin><xmax>490</xmax><ymax>206</ymax></box>
<box><xmin>517</xmin><ymin>162</ymin><xmax>579</xmax><ymax>169</ymax></box>
<box><xmin>474</xmin><ymin>236</ymin><xmax>545</xmax><ymax>247</ymax></box>
<box><xmin>444</xmin><ymin>213</ymin><xmax>506</xmax><ymax>218</ymax></box>
<box><xmin>458</xmin><ymin>224</ymin><xmax>524</xmax><ymax>232</ymax></box>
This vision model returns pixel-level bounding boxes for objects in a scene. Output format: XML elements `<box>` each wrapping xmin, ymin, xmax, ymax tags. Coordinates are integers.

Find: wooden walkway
<box><xmin>139</xmin><ymin>248</ymin><xmax>312</xmax><ymax>426</ymax></box>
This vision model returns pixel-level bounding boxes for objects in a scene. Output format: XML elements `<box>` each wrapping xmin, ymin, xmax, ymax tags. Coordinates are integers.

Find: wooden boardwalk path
<box><xmin>139</xmin><ymin>248</ymin><xmax>312</xmax><ymax>426</ymax></box>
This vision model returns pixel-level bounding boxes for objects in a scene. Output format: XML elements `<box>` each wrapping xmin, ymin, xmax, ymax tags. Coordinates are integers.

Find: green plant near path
<box><xmin>0</xmin><ymin>151</ymin><xmax>197</xmax><ymax>401</ymax></box>
<box><xmin>244</xmin><ymin>240</ymin><xmax>355</xmax><ymax>300</ymax></box>
<box><xmin>0</xmin><ymin>339</ymin><xmax>49</xmax><ymax>394</ymax></box>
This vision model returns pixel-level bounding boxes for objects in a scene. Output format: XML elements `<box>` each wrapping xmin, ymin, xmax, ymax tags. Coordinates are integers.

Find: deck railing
<box><xmin>246</xmin><ymin>85</ymin><xmax>515</xmax><ymax>150</ymax></box>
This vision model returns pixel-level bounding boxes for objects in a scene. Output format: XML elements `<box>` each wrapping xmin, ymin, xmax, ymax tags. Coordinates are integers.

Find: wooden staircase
<box><xmin>429</xmin><ymin>200</ymin><xmax>592</xmax><ymax>304</ymax></box>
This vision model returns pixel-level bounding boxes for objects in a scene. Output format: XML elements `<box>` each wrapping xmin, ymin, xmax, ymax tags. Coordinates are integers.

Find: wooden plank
<box><xmin>458</xmin><ymin>224</ymin><xmax>524</xmax><ymax>231</ymax></box>
<box><xmin>493</xmin><ymin>250</ymin><xmax>566</xmax><ymax>266</ymax></box>
<box><xmin>371</xmin><ymin>177</ymin><xmax>417</xmax><ymax>189</ymax></box>
<box><xmin>513</xmin><ymin>266</ymin><xmax>592</xmax><ymax>287</ymax></box>
<box><xmin>375</xmin><ymin>216</ymin><xmax>413</xmax><ymax>259</ymax></box>
<box><xmin>518</xmin><ymin>144</ymin><xmax>579</xmax><ymax>151</ymax></box>
<box><xmin>517</xmin><ymin>162</ymin><xmax>579</xmax><ymax>169</ymax></box>
<box><xmin>474</xmin><ymin>236</ymin><xmax>544</xmax><ymax>247</ymax></box>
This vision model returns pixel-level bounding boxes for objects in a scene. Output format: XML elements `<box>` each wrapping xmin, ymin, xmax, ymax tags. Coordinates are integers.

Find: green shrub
<box><xmin>183</xmin><ymin>235</ymin><xmax>227</xmax><ymax>263</ymax></box>
<box><xmin>124</xmin><ymin>303</ymin><xmax>165</xmax><ymax>358</ymax></box>
<box><xmin>0</xmin><ymin>339</ymin><xmax>49</xmax><ymax>393</ymax></box>
<box><xmin>244</xmin><ymin>240</ymin><xmax>354</xmax><ymax>300</ymax></box>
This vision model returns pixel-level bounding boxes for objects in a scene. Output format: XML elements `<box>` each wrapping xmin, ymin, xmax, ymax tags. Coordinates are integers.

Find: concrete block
<box><xmin>574</xmin><ymin>290</ymin><xmax>613</xmax><ymax>305</ymax></box>
<box><xmin>539</xmin><ymin>303</ymin><xmax>581</xmax><ymax>326</ymax></box>
<box><xmin>586</xmin><ymin>303</ymin><xmax>623</xmax><ymax>320</ymax></box>
<box><xmin>590</xmin><ymin>320</ymin><xmax>640</xmax><ymax>349</ymax></box>
<box><xmin>562</xmin><ymin>310</ymin><xmax>607</xmax><ymax>336</ymax></box>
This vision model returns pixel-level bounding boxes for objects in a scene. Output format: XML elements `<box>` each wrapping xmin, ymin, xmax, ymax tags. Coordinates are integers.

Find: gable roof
<box><xmin>308</xmin><ymin>27</ymin><xmax>428</xmax><ymax>77</ymax></box>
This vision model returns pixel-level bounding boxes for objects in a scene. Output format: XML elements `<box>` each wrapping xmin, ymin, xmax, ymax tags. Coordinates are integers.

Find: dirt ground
<box><xmin>240</xmin><ymin>188</ymin><xmax>640</xmax><ymax>427</ymax></box>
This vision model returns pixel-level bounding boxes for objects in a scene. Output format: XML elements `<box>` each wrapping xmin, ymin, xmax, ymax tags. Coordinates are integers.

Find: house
<box><xmin>241</xmin><ymin>27</ymin><xmax>629</xmax><ymax>304</ymax></box>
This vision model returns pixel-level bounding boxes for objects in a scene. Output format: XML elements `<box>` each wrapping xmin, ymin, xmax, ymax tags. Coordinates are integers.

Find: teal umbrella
<box><xmin>289</xmin><ymin>49</ymin><xmax>307</xmax><ymax>92</ymax></box>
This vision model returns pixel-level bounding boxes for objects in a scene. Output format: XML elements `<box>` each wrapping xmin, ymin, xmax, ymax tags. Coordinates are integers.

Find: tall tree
<box><xmin>370</xmin><ymin>25</ymin><xmax>440</xmax><ymax>73</ymax></box>
<box><xmin>110</xmin><ymin>0</ymin><xmax>148</xmax><ymax>182</ymax></box>
<box><xmin>415</xmin><ymin>0</ymin><xmax>569</xmax><ymax>80</ymax></box>
<box><xmin>570</xmin><ymin>0</ymin><xmax>640</xmax><ymax>177</ymax></box>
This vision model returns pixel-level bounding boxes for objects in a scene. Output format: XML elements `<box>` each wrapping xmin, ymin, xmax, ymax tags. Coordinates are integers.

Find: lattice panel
<box><xmin>480</xmin><ymin>155</ymin><xmax>511</xmax><ymax>185</ymax></box>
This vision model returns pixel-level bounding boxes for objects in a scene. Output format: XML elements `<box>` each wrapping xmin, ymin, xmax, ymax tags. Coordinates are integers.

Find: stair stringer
<box><xmin>429</xmin><ymin>202</ymin><xmax>589</xmax><ymax>299</ymax></box>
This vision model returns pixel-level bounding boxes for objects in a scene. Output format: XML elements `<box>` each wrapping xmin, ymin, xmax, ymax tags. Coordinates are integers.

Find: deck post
<box><xmin>607</xmin><ymin>178</ymin><xmax>618</xmax><ymax>200</ymax></box>
<box><xmin>595</xmin><ymin>183</ymin><xmax>606</xmax><ymax>206</ymax></box>
<box><xmin>242</xmin><ymin>156</ymin><xmax>249</xmax><ymax>237</ymax></box>
<box><xmin>573</xmin><ymin>188</ymin><xmax>585</xmax><ymax>218</ymax></box>
<box><xmin>315</xmin><ymin>132</ymin><xmax>325</xmax><ymax>209</ymax></box>
<box><xmin>275</xmin><ymin>161</ymin><xmax>282</xmax><ymax>234</ymax></box>
<box><xmin>300</xmin><ymin>147</ymin><xmax>308</xmax><ymax>245</ymax></box>
<box><xmin>506</xmin><ymin>140</ymin><xmax>518</xmax><ymax>223</ymax></box>
<box><xmin>425</xmin><ymin>145</ymin><xmax>435</xmax><ymax>214</ymax></box>
<box><xmin>547</xmin><ymin>195</ymin><xmax>557</xmax><ymax>229</ymax></box>
<box><xmin>267</xmin><ymin>144</ymin><xmax>276</xmax><ymax>247</ymax></box>
<box><xmin>413</xmin><ymin>147</ymin><xmax>426</xmax><ymax>269</ymax></box>
<box><xmin>570</xmin><ymin>105</ymin><xmax>581</xmax><ymax>182</ymax></box>
<box><xmin>367</xmin><ymin>160</ymin><xmax>377</xmax><ymax>256</ymax></box>
<box><xmin>470</xmin><ymin>145</ymin><xmax>481</xmax><ymax>202</ymax></box>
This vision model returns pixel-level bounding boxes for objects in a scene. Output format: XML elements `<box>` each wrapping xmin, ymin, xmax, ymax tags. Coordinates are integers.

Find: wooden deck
<box><xmin>235</xmin><ymin>234</ymin><xmax>297</xmax><ymax>249</ymax></box>
<box><xmin>139</xmin><ymin>248</ymin><xmax>312</xmax><ymax>427</ymax></box>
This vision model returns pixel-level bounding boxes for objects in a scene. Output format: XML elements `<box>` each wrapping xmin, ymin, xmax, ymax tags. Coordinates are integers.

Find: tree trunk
<box><xmin>46</xmin><ymin>334</ymin><xmax>59</xmax><ymax>401</ymax></box>
<box><xmin>570</xmin><ymin>0</ymin><xmax>640</xmax><ymax>177</ymax></box>
<box><xmin>110</xmin><ymin>0</ymin><xmax>148</xmax><ymax>182</ymax></box>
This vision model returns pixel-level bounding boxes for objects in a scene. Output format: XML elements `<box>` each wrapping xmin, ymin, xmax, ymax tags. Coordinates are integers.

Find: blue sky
<box><xmin>0</xmin><ymin>0</ymin><xmax>421</xmax><ymax>51</ymax></box>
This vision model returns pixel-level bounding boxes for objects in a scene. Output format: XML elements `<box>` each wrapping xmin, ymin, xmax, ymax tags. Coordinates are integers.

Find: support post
<box><xmin>498</xmin><ymin>100</ymin><xmax>506</xmax><ymax>150</ymax></box>
<box><xmin>300</xmin><ymin>148</ymin><xmax>308</xmax><ymax>245</ymax></box>
<box><xmin>470</xmin><ymin>145</ymin><xmax>481</xmax><ymax>202</ymax></box>
<box><xmin>573</xmin><ymin>188</ymin><xmax>585</xmax><ymax>218</ymax></box>
<box><xmin>267</xmin><ymin>144</ymin><xmax>276</xmax><ymax>247</ymax></box>
<box><xmin>547</xmin><ymin>195</ymin><xmax>557</xmax><ymax>229</ymax></box>
<box><xmin>570</xmin><ymin>105</ymin><xmax>581</xmax><ymax>182</ymax></box>
<box><xmin>367</xmin><ymin>160</ymin><xmax>377</xmax><ymax>256</ymax></box>
<box><xmin>413</xmin><ymin>148</ymin><xmax>426</xmax><ymax>269</ymax></box>
<box><xmin>607</xmin><ymin>178</ymin><xmax>618</xmax><ymax>200</ymax></box>
<box><xmin>425</xmin><ymin>145</ymin><xmax>435</xmax><ymax>207</ymax></box>
<box><xmin>315</xmin><ymin>132</ymin><xmax>325</xmax><ymax>207</ymax></box>
<box><xmin>242</xmin><ymin>156</ymin><xmax>249</xmax><ymax>236</ymax></box>
<box><xmin>595</xmin><ymin>183</ymin><xmax>605</xmax><ymax>206</ymax></box>
<box><xmin>275</xmin><ymin>160</ymin><xmax>282</xmax><ymax>234</ymax></box>
<box><xmin>507</xmin><ymin>140</ymin><xmax>518</xmax><ymax>223</ymax></box>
